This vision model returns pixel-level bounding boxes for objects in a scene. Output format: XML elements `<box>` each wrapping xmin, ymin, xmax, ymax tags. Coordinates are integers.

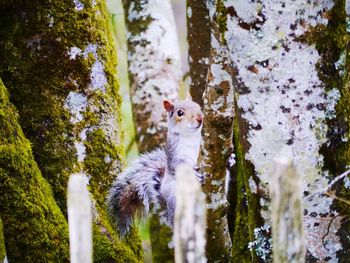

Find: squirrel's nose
<box><xmin>196</xmin><ymin>114</ymin><xmax>203</xmax><ymax>124</ymax></box>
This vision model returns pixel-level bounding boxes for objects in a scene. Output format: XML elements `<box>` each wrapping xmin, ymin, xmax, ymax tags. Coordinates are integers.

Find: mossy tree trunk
<box><xmin>122</xmin><ymin>0</ymin><xmax>182</xmax><ymax>262</ymax></box>
<box><xmin>197</xmin><ymin>0</ymin><xmax>234</xmax><ymax>261</ymax></box>
<box><xmin>224</xmin><ymin>1</ymin><xmax>350</xmax><ymax>262</ymax></box>
<box><xmin>0</xmin><ymin>79</ymin><xmax>69</xmax><ymax>262</ymax></box>
<box><xmin>0</xmin><ymin>1</ymin><xmax>142</xmax><ymax>262</ymax></box>
<box><xmin>187</xmin><ymin>0</ymin><xmax>211</xmax><ymax>107</ymax></box>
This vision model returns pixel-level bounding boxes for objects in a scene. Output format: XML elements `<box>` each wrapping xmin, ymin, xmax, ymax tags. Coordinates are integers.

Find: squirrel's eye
<box><xmin>177</xmin><ymin>110</ymin><xmax>184</xmax><ymax>117</ymax></box>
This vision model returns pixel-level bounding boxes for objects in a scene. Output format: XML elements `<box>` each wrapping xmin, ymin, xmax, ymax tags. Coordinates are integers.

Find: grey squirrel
<box><xmin>107</xmin><ymin>98</ymin><xmax>203</xmax><ymax>235</ymax></box>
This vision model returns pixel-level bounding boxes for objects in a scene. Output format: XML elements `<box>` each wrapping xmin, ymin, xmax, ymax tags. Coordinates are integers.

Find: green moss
<box><xmin>0</xmin><ymin>0</ymin><xmax>142</xmax><ymax>261</ymax></box>
<box><xmin>0</xmin><ymin>218</ymin><xmax>5</xmax><ymax>262</ymax></box>
<box><xmin>93</xmin><ymin>206</ymin><xmax>142</xmax><ymax>263</ymax></box>
<box><xmin>305</xmin><ymin>1</ymin><xmax>350</xmax><ymax>259</ymax></box>
<box><xmin>215</xmin><ymin>0</ymin><xmax>228</xmax><ymax>45</ymax></box>
<box><xmin>0</xmin><ymin>79</ymin><xmax>70</xmax><ymax>262</ymax></box>
<box><xmin>149</xmin><ymin>215</ymin><xmax>174</xmax><ymax>263</ymax></box>
<box><xmin>228</xmin><ymin>99</ymin><xmax>263</xmax><ymax>262</ymax></box>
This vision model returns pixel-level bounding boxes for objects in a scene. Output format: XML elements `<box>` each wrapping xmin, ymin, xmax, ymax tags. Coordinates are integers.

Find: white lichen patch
<box><xmin>68</xmin><ymin>47</ymin><xmax>82</xmax><ymax>60</ymax></box>
<box><xmin>64</xmin><ymin>91</ymin><xmax>87</xmax><ymax>124</ymax></box>
<box><xmin>126</xmin><ymin>0</ymin><xmax>181</xmax><ymax>132</ymax></box>
<box><xmin>223</xmin><ymin>0</ymin><xmax>340</xmax><ymax>261</ymax></box>
<box><xmin>248</xmin><ymin>176</ymin><xmax>257</xmax><ymax>194</ymax></box>
<box><xmin>344</xmin><ymin>176</ymin><xmax>350</xmax><ymax>189</ymax></box>
<box><xmin>68</xmin><ymin>44</ymin><xmax>107</xmax><ymax>92</ymax></box>
<box><xmin>64</xmin><ymin>92</ymin><xmax>88</xmax><ymax>162</ymax></box>
<box><xmin>227</xmin><ymin>153</ymin><xmax>236</xmax><ymax>167</ymax></box>
<box><xmin>100</xmin><ymin>110</ymin><xmax>121</xmax><ymax>146</ymax></box>
<box><xmin>325</xmin><ymin>88</ymin><xmax>341</xmax><ymax>119</ymax></box>
<box><xmin>207</xmin><ymin>192</ymin><xmax>227</xmax><ymax>210</ymax></box>
<box><xmin>73</xmin><ymin>0</ymin><xmax>84</xmax><ymax>11</ymax></box>
<box><xmin>227</xmin><ymin>0</ymin><xmax>260</xmax><ymax>24</ymax></box>
<box><xmin>248</xmin><ymin>224</ymin><xmax>272</xmax><ymax>261</ymax></box>
<box><xmin>47</xmin><ymin>14</ymin><xmax>54</xmax><ymax>27</ymax></box>
<box><xmin>74</xmin><ymin>141</ymin><xmax>86</xmax><ymax>163</ymax></box>
<box><xmin>334</xmin><ymin>51</ymin><xmax>346</xmax><ymax>76</ymax></box>
<box><xmin>90</xmin><ymin>60</ymin><xmax>107</xmax><ymax>92</ymax></box>
<box><xmin>187</xmin><ymin>6</ymin><xmax>192</xmax><ymax>18</ymax></box>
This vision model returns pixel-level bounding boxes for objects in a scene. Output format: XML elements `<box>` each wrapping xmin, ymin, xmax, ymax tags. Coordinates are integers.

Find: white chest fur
<box><xmin>176</xmin><ymin>133</ymin><xmax>201</xmax><ymax>166</ymax></box>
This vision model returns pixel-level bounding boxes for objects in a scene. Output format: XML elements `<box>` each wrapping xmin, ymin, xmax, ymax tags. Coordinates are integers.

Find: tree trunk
<box><xmin>197</xmin><ymin>1</ymin><xmax>235</xmax><ymax>260</ymax></box>
<box><xmin>122</xmin><ymin>0</ymin><xmax>182</xmax><ymax>261</ymax></box>
<box><xmin>224</xmin><ymin>1</ymin><xmax>350</xmax><ymax>261</ymax></box>
<box><xmin>187</xmin><ymin>0</ymin><xmax>211</xmax><ymax>107</ymax></box>
<box><xmin>0</xmin><ymin>1</ymin><xmax>141</xmax><ymax>261</ymax></box>
<box><xmin>0</xmin><ymin>79</ymin><xmax>70</xmax><ymax>262</ymax></box>
<box><xmin>122</xmin><ymin>0</ymin><xmax>181</xmax><ymax>153</ymax></box>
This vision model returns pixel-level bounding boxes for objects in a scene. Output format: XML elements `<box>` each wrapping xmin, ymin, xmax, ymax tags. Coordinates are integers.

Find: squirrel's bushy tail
<box><xmin>107</xmin><ymin>148</ymin><xmax>166</xmax><ymax>235</ymax></box>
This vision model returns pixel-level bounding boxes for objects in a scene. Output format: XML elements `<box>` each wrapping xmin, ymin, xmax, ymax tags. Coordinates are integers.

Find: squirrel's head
<box><xmin>163</xmin><ymin>98</ymin><xmax>203</xmax><ymax>136</ymax></box>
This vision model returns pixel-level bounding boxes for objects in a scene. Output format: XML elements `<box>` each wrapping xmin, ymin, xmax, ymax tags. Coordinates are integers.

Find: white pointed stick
<box><xmin>67</xmin><ymin>173</ymin><xmax>92</xmax><ymax>263</ymax></box>
<box><xmin>174</xmin><ymin>165</ymin><xmax>207</xmax><ymax>263</ymax></box>
<box><xmin>270</xmin><ymin>154</ymin><xmax>305</xmax><ymax>263</ymax></box>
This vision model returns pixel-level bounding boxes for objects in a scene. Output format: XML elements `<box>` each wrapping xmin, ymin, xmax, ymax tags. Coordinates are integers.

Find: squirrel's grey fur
<box><xmin>107</xmin><ymin>99</ymin><xmax>203</xmax><ymax>235</ymax></box>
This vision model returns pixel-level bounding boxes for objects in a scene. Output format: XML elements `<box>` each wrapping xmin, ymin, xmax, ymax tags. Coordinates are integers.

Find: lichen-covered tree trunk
<box><xmin>197</xmin><ymin>0</ymin><xmax>234</xmax><ymax>261</ymax></box>
<box><xmin>223</xmin><ymin>1</ymin><xmax>350</xmax><ymax>261</ymax></box>
<box><xmin>0</xmin><ymin>79</ymin><xmax>69</xmax><ymax>262</ymax></box>
<box><xmin>122</xmin><ymin>0</ymin><xmax>181</xmax><ymax>153</ymax></box>
<box><xmin>0</xmin><ymin>1</ymin><xmax>141</xmax><ymax>261</ymax></box>
<box><xmin>122</xmin><ymin>0</ymin><xmax>182</xmax><ymax>262</ymax></box>
<box><xmin>187</xmin><ymin>0</ymin><xmax>211</xmax><ymax>107</ymax></box>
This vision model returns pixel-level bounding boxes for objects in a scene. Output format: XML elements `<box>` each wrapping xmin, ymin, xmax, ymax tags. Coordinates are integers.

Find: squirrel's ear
<box><xmin>186</xmin><ymin>93</ymin><xmax>193</xmax><ymax>101</ymax></box>
<box><xmin>163</xmin><ymin>100</ymin><xmax>174</xmax><ymax>112</ymax></box>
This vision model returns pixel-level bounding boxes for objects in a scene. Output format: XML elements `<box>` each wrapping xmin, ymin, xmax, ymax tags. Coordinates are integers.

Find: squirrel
<box><xmin>107</xmin><ymin>98</ymin><xmax>204</xmax><ymax>235</ymax></box>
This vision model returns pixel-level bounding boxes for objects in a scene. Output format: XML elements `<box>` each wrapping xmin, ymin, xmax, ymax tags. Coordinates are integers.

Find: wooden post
<box><xmin>67</xmin><ymin>173</ymin><xmax>92</xmax><ymax>263</ymax></box>
<box><xmin>270</xmin><ymin>154</ymin><xmax>305</xmax><ymax>263</ymax></box>
<box><xmin>174</xmin><ymin>165</ymin><xmax>207</xmax><ymax>263</ymax></box>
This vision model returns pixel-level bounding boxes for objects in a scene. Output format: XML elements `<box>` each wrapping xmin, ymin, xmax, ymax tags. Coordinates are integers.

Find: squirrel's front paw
<box><xmin>193</xmin><ymin>166</ymin><xmax>204</xmax><ymax>185</ymax></box>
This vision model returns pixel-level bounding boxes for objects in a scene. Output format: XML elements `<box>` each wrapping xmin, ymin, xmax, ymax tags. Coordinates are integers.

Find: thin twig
<box><xmin>321</xmin><ymin>214</ymin><xmax>339</xmax><ymax>251</ymax></box>
<box><xmin>324</xmin><ymin>191</ymin><xmax>350</xmax><ymax>206</ymax></box>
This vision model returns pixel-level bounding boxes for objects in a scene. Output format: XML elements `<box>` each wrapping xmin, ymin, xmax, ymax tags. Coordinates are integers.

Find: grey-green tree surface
<box><xmin>224</xmin><ymin>1</ymin><xmax>349</xmax><ymax>262</ymax></box>
<box><xmin>188</xmin><ymin>0</ymin><xmax>350</xmax><ymax>262</ymax></box>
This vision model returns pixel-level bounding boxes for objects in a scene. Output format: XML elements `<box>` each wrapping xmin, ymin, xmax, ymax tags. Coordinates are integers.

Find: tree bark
<box><xmin>122</xmin><ymin>0</ymin><xmax>181</xmax><ymax>153</ymax></box>
<box><xmin>224</xmin><ymin>1</ymin><xmax>350</xmax><ymax>261</ymax></box>
<box><xmin>197</xmin><ymin>1</ymin><xmax>235</xmax><ymax>260</ymax></box>
<box><xmin>0</xmin><ymin>79</ymin><xmax>70</xmax><ymax>262</ymax></box>
<box><xmin>0</xmin><ymin>1</ymin><xmax>141</xmax><ymax>261</ymax></box>
<box><xmin>187</xmin><ymin>0</ymin><xmax>211</xmax><ymax>107</ymax></box>
<box><xmin>122</xmin><ymin>0</ymin><xmax>182</xmax><ymax>261</ymax></box>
